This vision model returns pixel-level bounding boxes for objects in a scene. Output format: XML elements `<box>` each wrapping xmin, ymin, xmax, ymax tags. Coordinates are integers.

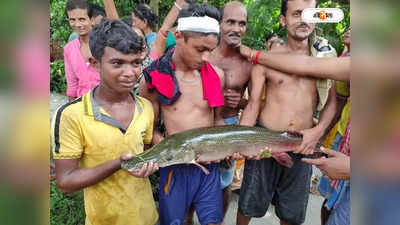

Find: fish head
<box><xmin>158</xmin><ymin>147</ymin><xmax>196</xmax><ymax>167</ymax></box>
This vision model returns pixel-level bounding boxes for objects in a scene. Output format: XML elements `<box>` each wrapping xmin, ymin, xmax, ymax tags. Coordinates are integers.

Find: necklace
<box><xmin>178</xmin><ymin>73</ymin><xmax>200</xmax><ymax>83</ymax></box>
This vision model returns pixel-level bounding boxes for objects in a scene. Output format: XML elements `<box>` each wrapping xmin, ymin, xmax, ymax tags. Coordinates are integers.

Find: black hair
<box><xmin>122</xmin><ymin>16</ymin><xmax>133</xmax><ymax>27</ymax></box>
<box><xmin>265</xmin><ymin>32</ymin><xmax>278</xmax><ymax>42</ymax></box>
<box><xmin>65</xmin><ymin>0</ymin><xmax>90</xmax><ymax>18</ymax></box>
<box><xmin>89</xmin><ymin>18</ymin><xmax>144</xmax><ymax>61</ymax></box>
<box><xmin>89</xmin><ymin>3</ymin><xmax>105</xmax><ymax>19</ymax></box>
<box><xmin>178</xmin><ymin>3</ymin><xmax>221</xmax><ymax>42</ymax></box>
<box><xmin>132</xmin><ymin>4</ymin><xmax>159</xmax><ymax>31</ymax></box>
<box><xmin>281</xmin><ymin>0</ymin><xmax>319</xmax><ymax>16</ymax></box>
<box><xmin>220</xmin><ymin>1</ymin><xmax>247</xmax><ymax>22</ymax></box>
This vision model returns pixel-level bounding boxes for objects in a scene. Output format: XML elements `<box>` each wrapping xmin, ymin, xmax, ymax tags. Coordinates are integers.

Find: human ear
<box><xmin>280</xmin><ymin>15</ymin><xmax>286</xmax><ymax>27</ymax></box>
<box><xmin>89</xmin><ymin>57</ymin><xmax>100</xmax><ymax>73</ymax></box>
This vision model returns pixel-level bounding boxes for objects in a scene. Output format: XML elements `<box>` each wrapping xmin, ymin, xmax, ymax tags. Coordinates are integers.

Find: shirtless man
<box><xmin>237</xmin><ymin>0</ymin><xmax>337</xmax><ymax>225</ymax></box>
<box><xmin>185</xmin><ymin>2</ymin><xmax>252</xmax><ymax>223</ymax></box>
<box><xmin>140</xmin><ymin>4</ymin><xmax>226</xmax><ymax>225</ymax></box>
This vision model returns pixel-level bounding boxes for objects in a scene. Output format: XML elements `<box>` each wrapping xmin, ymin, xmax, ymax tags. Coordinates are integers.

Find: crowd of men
<box><xmin>51</xmin><ymin>0</ymin><xmax>350</xmax><ymax>225</ymax></box>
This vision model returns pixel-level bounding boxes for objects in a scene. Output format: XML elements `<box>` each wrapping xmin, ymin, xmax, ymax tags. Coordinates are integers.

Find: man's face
<box><xmin>220</xmin><ymin>5</ymin><xmax>247</xmax><ymax>47</ymax></box>
<box><xmin>280</xmin><ymin>0</ymin><xmax>316</xmax><ymax>41</ymax></box>
<box><xmin>176</xmin><ymin>33</ymin><xmax>219</xmax><ymax>70</ymax></box>
<box><xmin>67</xmin><ymin>8</ymin><xmax>92</xmax><ymax>36</ymax></box>
<box><xmin>93</xmin><ymin>47</ymin><xmax>143</xmax><ymax>94</ymax></box>
<box><xmin>91</xmin><ymin>15</ymin><xmax>104</xmax><ymax>26</ymax></box>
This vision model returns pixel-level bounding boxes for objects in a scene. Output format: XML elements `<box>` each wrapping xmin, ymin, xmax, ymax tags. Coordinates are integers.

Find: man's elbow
<box><xmin>56</xmin><ymin>178</ymin><xmax>77</xmax><ymax>194</ymax></box>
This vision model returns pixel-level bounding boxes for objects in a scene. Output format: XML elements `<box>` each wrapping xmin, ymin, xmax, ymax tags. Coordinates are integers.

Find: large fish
<box><xmin>121</xmin><ymin>125</ymin><xmax>323</xmax><ymax>174</ymax></box>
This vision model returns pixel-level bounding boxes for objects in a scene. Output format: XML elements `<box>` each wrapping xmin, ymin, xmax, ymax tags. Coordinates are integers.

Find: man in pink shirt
<box><xmin>64</xmin><ymin>0</ymin><xmax>100</xmax><ymax>101</ymax></box>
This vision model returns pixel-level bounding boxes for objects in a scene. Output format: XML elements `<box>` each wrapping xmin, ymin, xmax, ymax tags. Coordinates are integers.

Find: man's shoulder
<box><xmin>136</xmin><ymin>96</ymin><xmax>154</xmax><ymax>113</ymax></box>
<box><xmin>63</xmin><ymin>38</ymin><xmax>79</xmax><ymax>52</ymax></box>
<box><xmin>270</xmin><ymin>44</ymin><xmax>288</xmax><ymax>53</ymax></box>
<box><xmin>52</xmin><ymin>97</ymin><xmax>84</xmax><ymax>123</ymax></box>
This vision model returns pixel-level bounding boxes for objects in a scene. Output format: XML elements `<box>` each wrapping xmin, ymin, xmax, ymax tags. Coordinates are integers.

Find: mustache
<box><xmin>228</xmin><ymin>32</ymin><xmax>241</xmax><ymax>38</ymax></box>
<box><xmin>296</xmin><ymin>23</ymin><xmax>310</xmax><ymax>29</ymax></box>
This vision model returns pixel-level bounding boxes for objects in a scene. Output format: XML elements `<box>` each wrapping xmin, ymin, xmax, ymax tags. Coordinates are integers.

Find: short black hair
<box><xmin>122</xmin><ymin>16</ymin><xmax>133</xmax><ymax>27</ymax></box>
<box><xmin>265</xmin><ymin>33</ymin><xmax>278</xmax><ymax>42</ymax></box>
<box><xmin>281</xmin><ymin>0</ymin><xmax>319</xmax><ymax>16</ymax></box>
<box><xmin>89</xmin><ymin>18</ymin><xmax>144</xmax><ymax>61</ymax></box>
<box><xmin>89</xmin><ymin>3</ymin><xmax>105</xmax><ymax>19</ymax></box>
<box><xmin>132</xmin><ymin>4</ymin><xmax>159</xmax><ymax>31</ymax></box>
<box><xmin>65</xmin><ymin>0</ymin><xmax>90</xmax><ymax>18</ymax></box>
<box><xmin>178</xmin><ymin>3</ymin><xmax>221</xmax><ymax>42</ymax></box>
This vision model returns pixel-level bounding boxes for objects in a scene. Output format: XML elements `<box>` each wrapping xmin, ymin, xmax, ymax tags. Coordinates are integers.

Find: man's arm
<box><xmin>55</xmin><ymin>154</ymin><xmax>158</xmax><ymax>194</ymax></box>
<box><xmin>240</xmin><ymin>45</ymin><xmax>350</xmax><ymax>81</ymax></box>
<box><xmin>103</xmin><ymin>0</ymin><xmax>119</xmax><ymax>19</ymax></box>
<box><xmin>150</xmin><ymin>0</ymin><xmax>188</xmax><ymax>58</ymax></box>
<box><xmin>240</xmin><ymin>65</ymin><xmax>266</xmax><ymax>126</ymax></box>
<box><xmin>64</xmin><ymin>51</ymin><xmax>78</xmax><ymax>101</ymax></box>
<box><xmin>139</xmin><ymin>78</ymin><xmax>164</xmax><ymax>145</ymax></box>
<box><xmin>296</xmin><ymin>82</ymin><xmax>337</xmax><ymax>154</ymax></box>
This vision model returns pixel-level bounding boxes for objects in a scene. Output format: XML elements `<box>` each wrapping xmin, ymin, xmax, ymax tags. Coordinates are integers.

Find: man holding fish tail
<box><xmin>139</xmin><ymin>3</ymin><xmax>226</xmax><ymax>225</ymax></box>
<box><xmin>237</xmin><ymin>0</ymin><xmax>337</xmax><ymax>225</ymax></box>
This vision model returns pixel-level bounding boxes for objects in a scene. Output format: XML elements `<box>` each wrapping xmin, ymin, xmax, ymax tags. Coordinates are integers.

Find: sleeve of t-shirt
<box><xmin>51</xmin><ymin>107</ymin><xmax>83</xmax><ymax>159</ymax></box>
<box><xmin>64</xmin><ymin>48</ymin><xmax>78</xmax><ymax>98</ymax></box>
<box><xmin>143</xmin><ymin>100</ymin><xmax>154</xmax><ymax>145</ymax></box>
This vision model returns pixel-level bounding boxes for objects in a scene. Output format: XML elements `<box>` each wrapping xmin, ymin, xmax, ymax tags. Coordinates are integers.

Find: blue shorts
<box><xmin>219</xmin><ymin>116</ymin><xmax>239</xmax><ymax>189</ymax></box>
<box><xmin>159</xmin><ymin>163</ymin><xmax>223</xmax><ymax>225</ymax></box>
<box><xmin>326</xmin><ymin>182</ymin><xmax>350</xmax><ymax>225</ymax></box>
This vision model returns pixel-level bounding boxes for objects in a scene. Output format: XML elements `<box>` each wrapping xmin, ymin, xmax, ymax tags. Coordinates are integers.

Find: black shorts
<box><xmin>238</xmin><ymin>157</ymin><xmax>312</xmax><ymax>225</ymax></box>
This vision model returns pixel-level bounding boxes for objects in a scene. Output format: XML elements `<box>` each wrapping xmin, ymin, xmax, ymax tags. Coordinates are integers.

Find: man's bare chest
<box><xmin>220</xmin><ymin>60</ymin><xmax>250</xmax><ymax>90</ymax></box>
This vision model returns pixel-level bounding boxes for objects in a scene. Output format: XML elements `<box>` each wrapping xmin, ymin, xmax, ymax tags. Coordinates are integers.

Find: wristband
<box><xmin>253</xmin><ymin>50</ymin><xmax>261</xmax><ymax>64</ymax></box>
<box><xmin>174</xmin><ymin>2</ymin><xmax>182</xmax><ymax>10</ymax></box>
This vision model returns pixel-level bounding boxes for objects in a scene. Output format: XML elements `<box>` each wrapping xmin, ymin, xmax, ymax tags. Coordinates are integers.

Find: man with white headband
<box><xmin>140</xmin><ymin>3</ymin><xmax>226</xmax><ymax>225</ymax></box>
<box><xmin>185</xmin><ymin>2</ymin><xmax>253</xmax><ymax>225</ymax></box>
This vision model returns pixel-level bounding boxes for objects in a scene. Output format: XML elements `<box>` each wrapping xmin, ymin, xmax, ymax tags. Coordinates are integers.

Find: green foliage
<box><xmin>50</xmin><ymin>0</ymin><xmax>71</xmax><ymax>47</ymax></box>
<box><xmin>50</xmin><ymin>60</ymin><xmax>67</xmax><ymax>93</ymax></box>
<box><xmin>50</xmin><ymin>181</ymin><xmax>85</xmax><ymax>225</ymax></box>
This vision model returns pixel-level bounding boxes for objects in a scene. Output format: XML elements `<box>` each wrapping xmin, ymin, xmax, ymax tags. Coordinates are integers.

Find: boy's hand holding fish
<box><xmin>120</xmin><ymin>152</ymin><xmax>159</xmax><ymax>178</ymax></box>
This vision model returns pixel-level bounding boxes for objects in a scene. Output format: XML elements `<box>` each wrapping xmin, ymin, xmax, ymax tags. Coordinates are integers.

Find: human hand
<box><xmin>224</xmin><ymin>89</ymin><xmax>242</xmax><ymax>108</ymax></box>
<box><xmin>239</xmin><ymin>44</ymin><xmax>252</xmax><ymax>60</ymax></box>
<box><xmin>120</xmin><ymin>153</ymin><xmax>159</xmax><ymax>178</ymax></box>
<box><xmin>294</xmin><ymin>128</ymin><xmax>323</xmax><ymax>155</ymax></box>
<box><xmin>302</xmin><ymin>147</ymin><xmax>350</xmax><ymax>180</ymax></box>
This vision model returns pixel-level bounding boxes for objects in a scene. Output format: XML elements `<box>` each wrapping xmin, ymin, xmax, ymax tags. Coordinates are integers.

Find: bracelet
<box><xmin>253</xmin><ymin>50</ymin><xmax>261</xmax><ymax>64</ymax></box>
<box><xmin>174</xmin><ymin>2</ymin><xmax>182</xmax><ymax>10</ymax></box>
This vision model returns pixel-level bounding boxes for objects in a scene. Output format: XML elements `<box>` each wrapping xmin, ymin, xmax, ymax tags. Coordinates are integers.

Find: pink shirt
<box><xmin>64</xmin><ymin>38</ymin><xmax>100</xmax><ymax>98</ymax></box>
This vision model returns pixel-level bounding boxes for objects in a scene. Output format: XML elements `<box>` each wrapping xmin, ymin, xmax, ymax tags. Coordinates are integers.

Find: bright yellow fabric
<box><xmin>51</xmin><ymin>91</ymin><xmax>158</xmax><ymax>225</ymax></box>
<box><xmin>336</xmin><ymin>81</ymin><xmax>350</xmax><ymax>98</ymax></box>
<box><xmin>337</xmin><ymin>98</ymin><xmax>350</xmax><ymax>136</ymax></box>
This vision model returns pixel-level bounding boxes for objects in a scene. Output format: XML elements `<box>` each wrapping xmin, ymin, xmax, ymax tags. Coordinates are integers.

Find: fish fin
<box><xmin>190</xmin><ymin>160</ymin><xmax>210</xmax><ymax>175</ymax></box>
<box><xmin>272</xmin><ymin>153</ymin><xmax>294</xmax><ymax>168</ymax></box>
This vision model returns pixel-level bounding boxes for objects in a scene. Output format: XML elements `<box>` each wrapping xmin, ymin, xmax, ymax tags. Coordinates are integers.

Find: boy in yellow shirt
<box><xmin>51</xmin><ymin>19</ymin><xmax>159</xmax><ymax>225</ymax></box>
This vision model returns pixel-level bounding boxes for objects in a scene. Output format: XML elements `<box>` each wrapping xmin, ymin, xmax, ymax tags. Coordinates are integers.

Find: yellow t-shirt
<box><xmin>51</xmin><ymin>90</ymin><xmax>158</xmax><ymax>225</ymax></box>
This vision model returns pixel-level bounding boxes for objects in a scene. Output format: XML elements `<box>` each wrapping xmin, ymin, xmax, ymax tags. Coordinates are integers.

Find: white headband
<box><xmin>176</xmin><ymin>16</ymin><xmax>220</xmax><ymax>34</ymax></box>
